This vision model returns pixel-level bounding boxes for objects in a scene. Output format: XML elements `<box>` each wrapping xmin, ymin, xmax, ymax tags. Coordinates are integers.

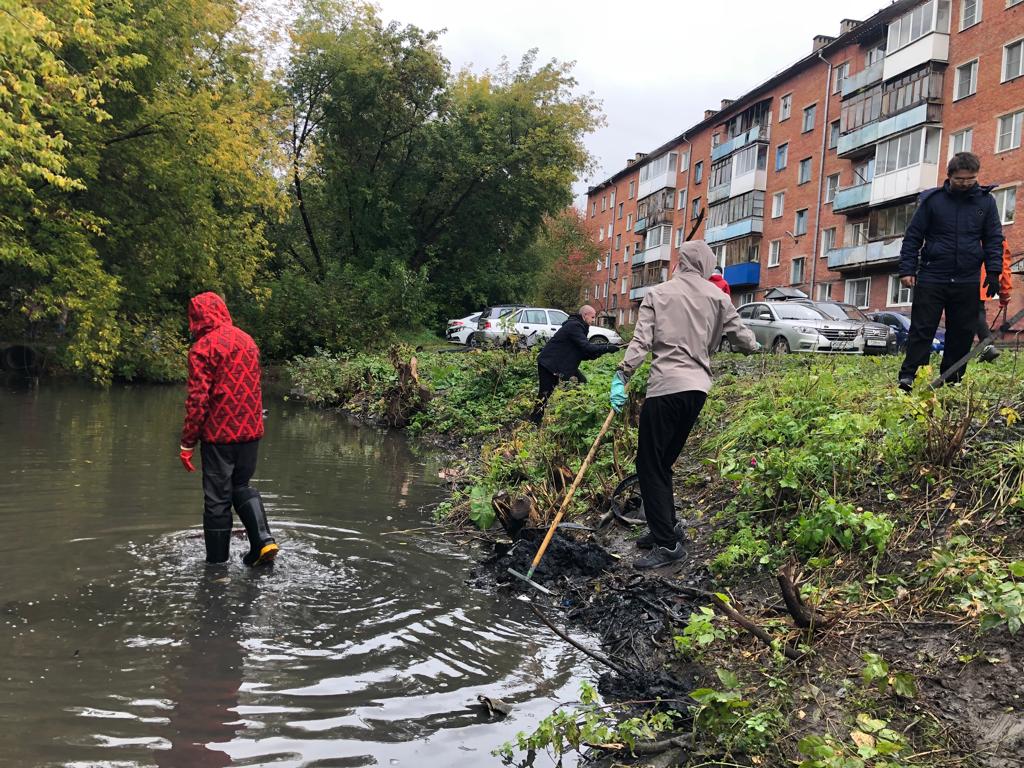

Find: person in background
<box><xmin>710</xmin><ymin>266</ymin><xmax>731</xmax><ymax>296</ymax></box>
<box><xmin>531</xmin><ymin>304</ymin><xmax>619</xmax><ymax>423</ymax></box>
<box><xmin>975</xmin><ymin>238</ymin><xmax>1013</xmax><ymax>362</ymax></box>
<box><xmin>896</xmin><ymin>152</ymin><xmax>1004</xmax><ymax>391</ymax></box>
<box><xmin>180</xmin><ymin>292</ymin><xmax>279</xmax><ymax>567</ymax></box>
<box><xmin>610</xmin><ymin>241</ymin><xmax>759</xmax><ymax>570</ymax></box>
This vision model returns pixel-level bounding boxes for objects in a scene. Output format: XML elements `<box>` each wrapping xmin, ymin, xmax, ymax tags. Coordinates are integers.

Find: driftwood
<box><xmin>383</xmin><ymin>348</ymin><xmax>432</xmax><ymax>427</ymax></box>
<box><xmin>529</xmin><ymin>603</ymin><xmax>630</xmax><ymax>677</ymax></box>
<box><xmin>493</xmin><ymin>490</ymin><xmax>537</xmax><ymax>541</ymax></box>
<box><xmin>777</xmin><ymin>562</ymin><xmax>831</xmax><ymax>630</ymax></box>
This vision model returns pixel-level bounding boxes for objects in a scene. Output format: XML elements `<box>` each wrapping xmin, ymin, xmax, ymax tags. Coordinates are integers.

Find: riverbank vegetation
<box><xmin>289</xmin><ymin>345</ymin><xmax>1024</xmax><ymax>766</ymax></box>
<box><xmin>2</xmin><ymin>0</ymin><xmax>601</xmax><ymax>383</ymax></box>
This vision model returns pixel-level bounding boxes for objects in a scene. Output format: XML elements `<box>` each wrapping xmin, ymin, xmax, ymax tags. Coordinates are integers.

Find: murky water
<box><xmin>0</xmin><ymin>379</ymin><xmax>595</xmax><ymax>767</ymax></box>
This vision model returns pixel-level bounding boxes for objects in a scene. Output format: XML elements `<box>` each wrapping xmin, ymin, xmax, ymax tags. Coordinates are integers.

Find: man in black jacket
<box><xmin>897</xmin><ymin>152</ymin><xmax>1004</xmax><ymax>390</ymax></box>
<box><xmin>531</xmin><ymin>305</ymin><xmax>618</xmax><ymax>422</ymax></box>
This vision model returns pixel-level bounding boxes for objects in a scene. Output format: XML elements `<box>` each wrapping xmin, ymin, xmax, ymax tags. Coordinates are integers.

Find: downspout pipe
<box><xmin>808</xmin><ymin>49</ymin><xmax>834</xmax><ymax>300</ymax></box>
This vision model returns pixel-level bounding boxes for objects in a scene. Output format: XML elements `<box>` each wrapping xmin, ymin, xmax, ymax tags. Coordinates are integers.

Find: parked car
<box><xmin>867</xmin><ymin>311</ymin><xmax>945</xmax><ymax>353</ymax></box>
<box><xmin>473</xmin><ymin>307</ymin><xmax>624</xmax><ymax>348</ymax></box>
<box><xmin>727</xmin><ymin>301</ymin><xmax>872</xmax><ymax>354</ymax></box>
<box><xmin>794</xmin><ymin>300</ymin><xmax>897</xmax><ymax>355</ymax></box>
<box><xmin>444</xmin><ymin>312</ymin><xmax>482</xmax><ymax>345</ymax></box>
<box><xmin>469</xmin><ymin>305</ymin><xmax>525</xmax><ymax>347</ymax></box>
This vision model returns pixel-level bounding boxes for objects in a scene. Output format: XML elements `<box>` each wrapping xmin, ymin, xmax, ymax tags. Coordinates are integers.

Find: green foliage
<box><xmin>711</xmin><ymin>523</ymin><xmax>775</xmax><ymax>575</ymax></box>
<box><xmin>673</xmin><ymin>607</ymin><xmax>732</xmax><ymax>658</ymax></box>
<box><xmin>688</xmin><ymin>669</ymin><xmax>785</xmax><ymax>753</ymax></box>
<box><xmin>112</xmin><ymin>316</ymin><xmax>189</xmax><ymax>382</ymax></box>
<box><xmin>528</xmin><ymin>210</ymin><xmax>601</xmax><ymax>311</ymax></box>
<box><xmin>494</xmin><ymin>681</ymin><xmax>681</xmax><ymax>763</ymax></box>
<box><xmin>469</xmin><ymin>484</ymin><xmax>496</xmax><ymax>530</ymax></box>
<box><xmin>798</xmin><ymin>714</ymin><xmax>908</xmax><ymax>767</ymax></box>
<box><xmin>861</xmin><ymin>653</ymin><xmax>917</xmax><ymax>699</ymax></box>
<box><xmin>791</xmin><ymin>496</ymin><xmax>894</xmax><ymax>559</ymax></box>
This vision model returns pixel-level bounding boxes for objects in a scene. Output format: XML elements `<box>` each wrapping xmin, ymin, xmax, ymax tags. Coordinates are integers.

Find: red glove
<box><xmin>179</xmin><ymin>445</ymin><xmax>196</xmax><ymax>472</ymax></box>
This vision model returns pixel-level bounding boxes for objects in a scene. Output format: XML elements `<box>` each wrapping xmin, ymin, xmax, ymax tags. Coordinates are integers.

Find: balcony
<box><xmin>708</xmin><ymin>180</ymin><xmax>732</xmax><ymax>204</ymax></box>
<box><xmin>723</xmin><ymin>261</ymin><xmax>760</xmax><ymax>287</ymax></box>
<box><xmin>838</xmin><ymin>103</ymin><xmax>936</xmax><ymax>158</ymax></box>
<box><xmin>841</xmin><ymin>59</ymin><xmax>884</xmax><ymax>98</ymax></box>
<box><xmin>871</xmin><ymin>162</ymin><xmax>939</xmax><ymax>206</ymax></box>
<box><xmin>711</xmin><ymin>124</ymin><xmax>770</xmax><ymax>163</ymax></box>
<box><xmin>633</xmin><ymin>217</ymin><xmax>646</xmax><ymax>234</ymax></box>
<box><xmin>883</xmin><ymin>32</ymin><xmax>949</xmax><ymax>82</ymax></box>
<box><xmin>730</xmin><ymin>168</ymin><xmax>768</xmax><ymax>198</ymax></box>
<box><xmin>629</xmin><ymin>285</ymin><xmax>650</xmax><ymax>301</ymax></box>
<box><xmin>827</xmin><ymin>237</ymin><xmax>903</xmax><ymax>271</ymax></box>
<box><xmin>641</xmin><ymin>242</ymin><xmax>672</xmax><ymax>264</ymax></box>
<box><xmin>637</xmin><ymin>165</ymin><xmax>676</xmax><ymax>200</ymax></box>
<box><xmin>833</xmin><ymin>182</ymin><xmax>872</xmax><ymax>213</ymax></box>
<box><xmin>705</xmin><ymin>217</ymin><xmax>763</xmax><ymax>245</ymax></box>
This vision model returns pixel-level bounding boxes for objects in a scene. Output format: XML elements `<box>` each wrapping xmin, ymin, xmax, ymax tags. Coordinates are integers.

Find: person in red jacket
<box><xmin>709</xmin><ymin>266</ymin><xmax>731</xmax><ymax>296</ymax></box>
<box><xmin>179</xmin><ymin>292</ymin><xmax>279</xmax><ymax>566</ymax></box>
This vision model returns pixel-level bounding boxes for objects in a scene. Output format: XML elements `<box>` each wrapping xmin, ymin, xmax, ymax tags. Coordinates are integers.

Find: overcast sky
<box><xmin>370</xmin><ymin>0</ymin><xmax>892</xmax><ymax>202</ymax></box>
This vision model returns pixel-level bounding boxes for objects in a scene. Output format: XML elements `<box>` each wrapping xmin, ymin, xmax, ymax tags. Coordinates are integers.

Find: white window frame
<box><xmin>887</xmin><ymin>275</ymin><xmax>914</xmax><ymax>306</ymax></box>
<box><xmin>794</xmin><ymin>208</ymin><xmax>809</xmax><ymax>236</ymax></box>
<box><xmin>1009</xmin><ymin>0</ymin><xmax>1024</xmax><ymax>7</ymax></box>
<box><xmin>677</xmin><ymin>189</ymin><xmax>687</xmax><ymax>210</ymax></box>
<box><xmin>954</xmin><ymin>59</ymin><xmax>979</xmax><ymax>100</ymax></box>
<box><xmin>628</xmin><ymin>180</ymin><xmax>635</xmax><ymax>199</ymax></box>
<box><xmin>615</xmin><ymin>233</ymin><xmax>621</xmax><ymax>250</ymax></box>
<box><xmin>679</xmin><ymin>151</ymin><xmax>690</xmax><ymax>172</ymax></box>
<box><xmin>772</xmin><ymin>191</ymin><xmax>785</xmax><ymax>218</ymax></box>
<box><xmin>950</xmin><ymin>127</ymin><xmax>974</xmax><ymax>157</ymax></box>
<box><xmin>598</xmin><ymin>229</ymin><xmax>604</xmax><ymax>243</ymax></box>
<box><xmin>996</xmin><ymin>109</ymin><xmax>1024</xmax><ymax>152</ymax></box>
<box><xmin>621</xmin><ymin>277</ymin><xmax>628</xmax><ymax>294</ymax></box>
<box><xmin>768</xmin><ymin>239</ymin><xmax>781</xmax><ymax>267</ymax></box>
<box><xmin>607</xmin><ymin>223</ymin><xmax>613</xmax><ymax>238</ymax></box>
<box><xmin>802</xmin><ymin>104</ymin><xmax>817</xmax><ymax>133</ymax></box>
<box><xmin>780</xmin><ymin>93</ymin><xmax>793</xmax><ymax>121</ymax></box>
<box><xmin>590</xmin><ymin>201</ymin><xmax>596</xmax><ymax>217</ymax></box>
<box><xmin>691</xmin><ymin>196</ymin><xmax>702</xmax><ymax>220</ymax></box>
<box><xmin>815</xmin><ymin>282</ymin><xmax>833</xmax><ymax>301</ymax></box>
<box><xmin>825</xmin><ymin>174</ymin><xmax>840</xmax><ymax>204</ymax></box>
<box><xmin>1003</xmin><ymin>37</ymin><xmax>1024</xmax><ymax>82</ymax></box>
<box><xmin>694</xmin><ymin>161</ymin><xmax>704</xmax><ymax>184</ymax></box>
<box><xmin>675</xmin><ymin>227</ymin><xmax>684</xmax><ymax>247</ymax></box>
<box><xmin>791</xmin><ymin>257</ymin><xmax>806</xmax><ymax>284</ymax></box>
<box><xmin>845</xmin><ymin>277</ymin><xmax>872</xmax><ymax>309</ymax></box>
<box><xmin>995</xmin><ymin>186</ymin><xmax>1017</xmax><ymax>224</ymax></box>
<box><xmin>821</xmin><ymin>227</ymin><xmax>837</xmax><ymax>256</ymax></box>
<box><xmin>960</xmin><ymin>0</ymin><xmax>982</xmax><ymax>29</ymax></box>
<box><xmin>776</xmin><ymin>143</ymin><xmax>789</xmax><ymax>171</ymax></box>
<box><xmin>627</xmin><ymin>213</ymin><xmax>633</xmax><ymax>229</ymax></box>
<box><xmin>833</xmin><ymin>62</ymin><xmax>850</xmax><ymax>93</ymax></box>
<box><xmin>798</xmin><ymin>157</ymin><xmax>812</xmax><ymax>184</ymax></box>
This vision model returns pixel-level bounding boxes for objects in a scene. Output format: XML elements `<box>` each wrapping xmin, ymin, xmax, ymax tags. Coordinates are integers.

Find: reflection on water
<box><xmin>0</xmin><ymin>380</ymin><xmax>594</xmax><ymax>767</ymax></box>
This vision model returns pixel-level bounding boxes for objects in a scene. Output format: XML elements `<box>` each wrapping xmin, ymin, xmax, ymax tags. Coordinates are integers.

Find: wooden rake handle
<box><xmin>527</xmin><ymin>408</ymin><xmax>617</xmax><ymax>572</ymax></box>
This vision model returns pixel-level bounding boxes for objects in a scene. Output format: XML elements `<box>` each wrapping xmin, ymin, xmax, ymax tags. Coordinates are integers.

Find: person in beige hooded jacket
<box><xmin>610</xmin><ymin>240</ymin><xmax>759</xmax><ymax>569</ymax></box>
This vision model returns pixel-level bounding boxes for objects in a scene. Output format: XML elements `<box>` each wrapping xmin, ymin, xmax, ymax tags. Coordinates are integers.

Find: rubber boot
<box><xmin>203</xmin><ymin>523</ymin><xmax>231</xmax><ymax>565</ymax></box>
<box><xmin>233</xmin><ymin>487</ymin><xmax>279</xmax><ymax>567</ymax></box>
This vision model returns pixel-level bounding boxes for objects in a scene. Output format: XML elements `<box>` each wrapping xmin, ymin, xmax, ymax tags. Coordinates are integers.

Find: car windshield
<box><xmin>815</xmin><ymin>302</ymin><xmax>869</xmax><ymax>321</ymax></box>
<box><xmin>774</xmin><ymin>304</ymin><xmax>828</xmax><ymax>321</ymax></box>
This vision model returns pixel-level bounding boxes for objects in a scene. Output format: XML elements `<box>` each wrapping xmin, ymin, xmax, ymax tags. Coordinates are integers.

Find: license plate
<box><xmin>867</xmin><ymin>339</ymin><xmax>886</xmax><ymax>346</ymax></box>
<box><xmin>832</xmin><ymin>340</ymin><xmax>853</xmax><ymax>350</ymax></box>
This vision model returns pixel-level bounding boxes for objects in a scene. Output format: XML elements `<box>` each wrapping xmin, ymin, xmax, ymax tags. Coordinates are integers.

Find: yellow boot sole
<box><xmin>252</xmin><ymin>542</ymin><xmax>279</xmax><ymax>567</ymax></box>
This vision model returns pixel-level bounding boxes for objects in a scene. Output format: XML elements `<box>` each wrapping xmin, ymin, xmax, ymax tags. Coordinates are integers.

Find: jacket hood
<box><xmin>675</xmin><ymin>241</ymin><xmax>716</xmax><ymax>280</ymax></box>
<box><xmin>188</xmin><ymin>292</ymin><xmax>232</xmax><ymax>338</ymax></box>
<box><xmin>567</xmin><ymin>312</ymin><xmax>587</xmax><ymax>327</ymax></box>
<box><xmin>709</xmin><ymin>274</ymin><xmax>729</xmax><ymax>288</ymax></box>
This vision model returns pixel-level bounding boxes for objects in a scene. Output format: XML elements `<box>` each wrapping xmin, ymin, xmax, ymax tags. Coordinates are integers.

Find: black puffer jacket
<box><xmin>898</xmin><ymin>181</ymin><xmax>1004</xmax><ymax>284</ymax></box>
<box><xmin>537</xmin><ymin>314</ymin><xmax>617</xmax><ymax>380</ymax></box>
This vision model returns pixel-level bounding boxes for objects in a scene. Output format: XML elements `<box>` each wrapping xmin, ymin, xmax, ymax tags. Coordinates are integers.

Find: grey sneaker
<box><xmin>897</xmin><ymin>378</ymin><xmax>914</xmax><ymax>393</ymax></box>
<box><xmin>980</xmin><ymin>344</ymin><xmax>1000</xmax><ymax>363</ymax></box>
<box><xmin>633</xmin><ymin>541</ymin><xmax>686</xmax><ymax>570</ymax></box>
<box><xmin>635</xmin><ymin>522</ymin><xmax>685</xmax><ymax>550</ymax></box>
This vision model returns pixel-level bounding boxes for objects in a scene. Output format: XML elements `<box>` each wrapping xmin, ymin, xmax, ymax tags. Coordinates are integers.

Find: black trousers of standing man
<box><xmin>201</xmin><ymin>440</ymin><xmax>259</xmax><ymax>531</ymax></box>
<box><xmin>636</xmin><ymin>391</ymin><xmax>708</xmax><ymax>549</ymax></box>
<box><xmin>898</xmin><ymin>282</ymin><xmax>979</xmax><ymax>385</ymax></box>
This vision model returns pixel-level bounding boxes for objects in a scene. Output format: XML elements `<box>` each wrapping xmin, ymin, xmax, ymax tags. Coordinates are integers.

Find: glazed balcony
<box><xmin>826</xmin><ymin>237</ymin><xmax>903</xmax><ymax>271</ymax></box>
<box><xmin>711</xmin><ymin>124</ymin><xmax>770</xmax><ymax>163</ymax></box>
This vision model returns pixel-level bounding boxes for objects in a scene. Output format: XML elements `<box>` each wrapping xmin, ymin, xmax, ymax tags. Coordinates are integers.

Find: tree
<box><xmin>530</xmin><ymin>210</ymin><xmax>601</xmax><ymax>311</ymax></box>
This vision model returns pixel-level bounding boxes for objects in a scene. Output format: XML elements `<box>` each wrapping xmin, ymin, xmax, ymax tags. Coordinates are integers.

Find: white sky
<box><xmin>371</xmin><ymin>0</ymin><xmax>892</xmax><ymax>201</ymax></box>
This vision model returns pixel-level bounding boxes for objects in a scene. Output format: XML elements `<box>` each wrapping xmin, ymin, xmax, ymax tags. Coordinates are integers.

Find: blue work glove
<box><xmin>609</xmin><ymin>372</ymin><xmax>627</xmax><ymax>413</ymax></box>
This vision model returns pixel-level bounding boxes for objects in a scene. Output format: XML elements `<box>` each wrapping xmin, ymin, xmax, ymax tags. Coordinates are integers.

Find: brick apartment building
<box><xmin>585</xmin><ymin>0</ymin><xmax>1024</xmax><ymax>330</ymax></box>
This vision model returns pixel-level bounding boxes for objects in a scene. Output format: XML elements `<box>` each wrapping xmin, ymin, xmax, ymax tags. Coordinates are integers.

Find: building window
<box><xmin>675</xmin><ymin>227</ymin><xmax>685</xmax><ymax>247</ymax></box>
<box><xmin>802</xmin><ymin>104</ymin><xmax>816</xmax><ymax>133</ymax></box>
<box><xmin>780</xmin><ymin>93</ymin><xmax>792</xmax><ymax>121</ymax></box>
<box><xmin>678</xmin><ymin>190</ymin><xmax>687</xmax><ymax>210</ymax></box>
<box><xmin>772</xmin><ymin>191</ymin><xmax>785</xmax><ymax>218</ymax></box>
<box><xmin>612</xmin><ymin>263</ymin><xmax>619</xmax><ymax>280</ymax></box>
<box><xmin>815</xmin><ymin>282</ymin><xmax>833</xmax><ymax>301</ymax></box>
<box><xmin>775</xmin><ymin>143</ymin><xmax>789</xmax><ymax>171</ymax></box>
<box><xmin>1009</xmin><ymin>0</ymin><xmax>1023</xmax><ymax>7</ymax></box>
<box><xmin>954</xmin><ymin>59</ymin><xmax>979</xmax><ymax>99</ymax></box>
<box><xmin>601</xmin><ymin>196</ymin><xmax>607</xmax><ymax>211</ymax></box>
<box><xmin>833</xmin><ymin>62</ymin><xmax>850</xmax><ymax>93</ymax></box>
<box><xmin>888</xmin><ymin>275</ymin><xmax>914</xmax><ymax>306</ymax></box>
<box><xmin>822</xmin><ymin>226</ymin><xmax>837</xmax><ymax>256</ymax></box>
<box><xmin>605</xmin><ymin>251</ymin><xmax>611</xmax><ymax>268</ymax></box>
<box><xmin>825</xmin><ymin>174</ymin><xmax>840</xmax><ymax>203</ymax></box>
<box><xmin>845</xmin><ymin>277</ymin><xmax>872</xmax><ymax>308</ymax></box>
<box><xmin>627</xmin><ymin>213</ymin><xmax>633</xmax><ymax>229</ymax></box>
<box><xmin>621</xmin><ymin>277</ymin><xmax>628</xmax><ymax>294</ymax></box>
<box><xmin>961</xmin><ymin>0</ymin><xmax>982</xmax><ymax>28</ymax></box>
<box><xmin>794</xmin><ymin>208</ymin><xmax>808</xmax><ymax>236</ymax></box>
<box><xmin>590</xmin><ymin>201</ymin><xmax>596</xmax><ymax>217</ymax></box>
<box><xmin>829</xmin><ymin>120</ymin><xmax>840</xmax><ymax>149</ymax></box>
<box><xmin>694</xmin><ymin>161</ymin><xmax>704</xmax><ymax>184</ymax></box>
<box><xmin>995</xmin><ymin>186</ymin><xmax>1017</xmax><ymax>224</ymax></box>
<box><xmin>768</xmin><ymin>239</ymin><xmax>781</xmax><ymax>266</ymax></box>
<box><xmin>691</xmin><ymin>196</ymin><xmax>702</xmax><ymax>220</ymax></box>
<box><xmin>610</xmin><ymin>190</ymin><xmax>616</xmax><ymax>207</ymax></box>
<box><xmin>617</xmin><ymin>202</ymin><xmax>624</xmax><ymax>219</ymax></box>
<box><xmin>950</xmin><ymin>127</ymin><xmax>974</xmax><ymax>156</ymax></box>
<box><xmin>876</xmin><ymin>127</ymin><xmax>942</xmax><ymax>174</ymax></box>
<box><xmin>798</xmin><ymin>157</ymin><xmax>812</xmax><ymax>184</ymax></box>
<box><xmin>607</xmin><ymin>223</ymin><xmax>613</xmax><ymax>238</ymax></box>
<box><xmin>615</xmin><ymin>233</ymin><xmax>621</xmax><ymax>250</ymax></box>
<box><xmin>679</xmin><ymin>151</ymin><xmax>690</xmax><ymax>172</ymax></box>
<box><xmin>791</xmin><ymin>257</ymin><xmax>806</xmax><ymax>284</ymax></box>
<box><xmin>706</xmin><ymin>191</ymin><xmax>766</xmax><ymax>229</ymax></box>
<box><xmin>1004</xmin><ymin>39</ymin><xmax>1024</xmax><ymax>81</ymax></box>
<box><xmin>887</xmin><ymin>0</ymin><xmax>952</xmax><ymax>53</ymax></box>
<box><xmin>598</xmin><ymin>229</ymin><xmax>604</xmax><ymax>243</ymax></box>
<box><xmin>997</xmin><ymin>109</ymin><xmax>1024</xmax><ymax>151</ymax></box>
<box><xmin>848</xmin><ymin>220</ymin><xmax>869</xmax><ymax>246</ymax></box>
<box><xmin>628</xmin><ymin>180</ymin><xmax>635</xmax><ymax>199</ymax></box>
<box><xmin>666</xmin><ymin>190</ymin><xmax>676</xmax><ymax>208</ymax></box>
<box><xmin>604</xmin><ymin>283</ymin><xmax>608</xmax><ymax>299</ymax></box>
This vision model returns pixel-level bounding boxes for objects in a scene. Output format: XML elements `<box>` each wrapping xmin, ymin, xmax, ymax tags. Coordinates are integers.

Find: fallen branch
<box><xmin>777</xmin><ymin>563</ymin><xmax>831</xmax><ymax>630</ymax></box>
<box><xmin>528</xmin><ymin>603</ymin><xmax>631</xmax><ymax>677</ymax></box>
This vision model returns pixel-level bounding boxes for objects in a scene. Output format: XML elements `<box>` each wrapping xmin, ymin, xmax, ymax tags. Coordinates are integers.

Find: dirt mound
<box><xmin>478</xmin><ymin>530</ymin><xmax>616</xmax><ymax>589</ymax></box>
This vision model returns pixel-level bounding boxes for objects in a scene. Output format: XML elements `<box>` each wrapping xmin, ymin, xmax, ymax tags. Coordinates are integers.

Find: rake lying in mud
<box><xmin>508</xmin><ymin>408</ymin><xmax>617</xmax><ymax>596</ymax></box>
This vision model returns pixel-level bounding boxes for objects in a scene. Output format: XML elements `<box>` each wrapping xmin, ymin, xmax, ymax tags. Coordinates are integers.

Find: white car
<box><xmin>474</xmin><ymin>307</ymin><xmax>624</xmax><ymax>347</ymax></box>
<box><xmin>444</xmin><ymin>312</ymin><xmax>482</xmax><ymax>344</ymax></box>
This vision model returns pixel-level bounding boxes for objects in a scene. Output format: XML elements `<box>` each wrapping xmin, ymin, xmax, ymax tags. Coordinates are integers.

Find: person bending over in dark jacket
<box><xmin>531</xmin><ymin>305</ymin><xmax>618</xmax><ymax>423</ymax></box>
<box><xmin>180</xmin><ymin>292</ymin><xmax>279</xmax><ymax>567</ymax></box>
<box><xmin>896</xmin><ymin>152</ymin><xmax>1004</xmax><ymax>391</ymax></box>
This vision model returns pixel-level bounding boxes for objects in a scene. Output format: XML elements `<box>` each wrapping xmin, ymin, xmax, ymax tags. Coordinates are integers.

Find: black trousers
<box><xmin>200</xmin><ymin>440</ymin><xmax>259</xmax><ymax>530</ymax></box>
<box><xmin>530</xmin><ymin>364</ymin><xmax>587</xmax><ymax>423</ymax></box>
<box><xmin>898</xmin><ymin>282</ymin><xmax>979</xmax><ymax>385</ymax></box>
<box><xmin>976</xmin><ymin>305</ymin><xmax>993</xmax><ymax>342</ymax></box>
<box><xmin>636</xmin><ymin>391</ymin><xmax>707</xmax><ymax>548</ymax></box>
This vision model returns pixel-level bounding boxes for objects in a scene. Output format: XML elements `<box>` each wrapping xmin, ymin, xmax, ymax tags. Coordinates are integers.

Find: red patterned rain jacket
<box><xmin>181</xmin><ymin>293</ymin><xmax>264</xmax><ymax>447</ymax></box>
